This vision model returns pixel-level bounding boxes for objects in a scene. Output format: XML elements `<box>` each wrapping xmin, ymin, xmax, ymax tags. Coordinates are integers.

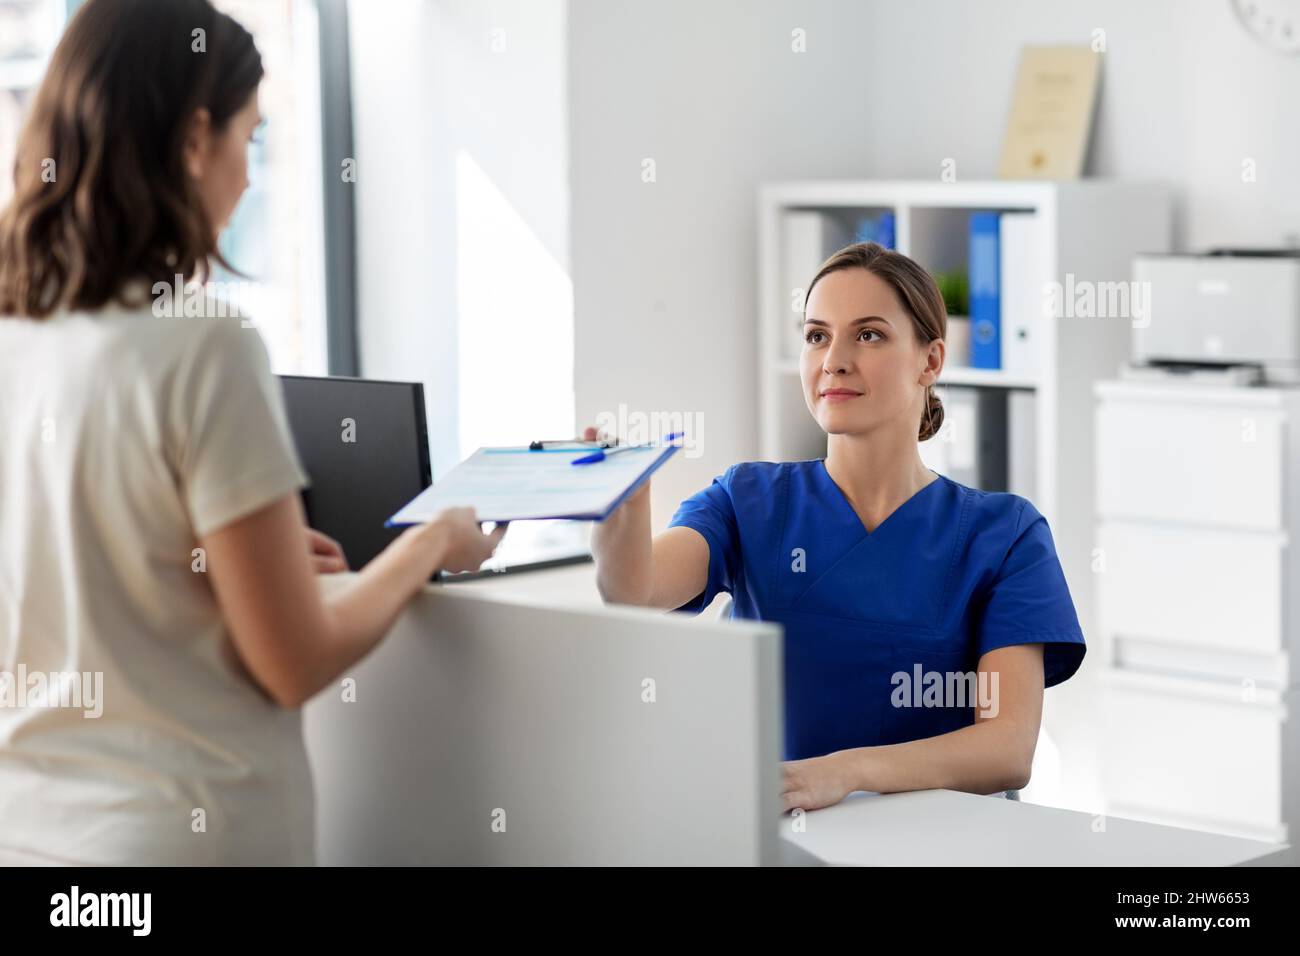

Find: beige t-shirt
<box><xmin>0</xmin><ymin>297</ymin><xmax>313</xmax><ymax>865</ymax></box>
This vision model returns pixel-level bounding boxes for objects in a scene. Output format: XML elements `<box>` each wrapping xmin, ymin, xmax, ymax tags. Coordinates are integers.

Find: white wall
<box><xmin>339</xmin><ymin>0</ymin><xmax>1297</xmax><ymax>818</ymax></box>
<box><xmin>568</xmin><ymin>0</ymin><xmax>1300</xmax><ymax>524</ymax></box>
<box><xmin>350</xmin><ymin>0</ymin><xmax>570</xmax><ymax>479</ymax></box>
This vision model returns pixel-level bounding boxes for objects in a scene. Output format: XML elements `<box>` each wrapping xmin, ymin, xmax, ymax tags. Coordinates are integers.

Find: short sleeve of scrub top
<box><xmin>977</xmin><ymin>497</ymin><xmax>1086</xmax><ymax>687</ymax></box>
<box><xmin>663</xmin><ymin>464</ymin><xmax>742</xmax><ymax>614</ymax></box>
<box><xmin>666</xmin><ymin>461</ymin><xmax>1086</xmax><ymax>759</ymax></box>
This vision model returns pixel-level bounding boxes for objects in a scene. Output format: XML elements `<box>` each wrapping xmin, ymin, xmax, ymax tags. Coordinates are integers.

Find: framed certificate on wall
<box><xmin>999</xmin><ymin>46</ymin><xmax>1101</xmax><ymax>180</ymax></box>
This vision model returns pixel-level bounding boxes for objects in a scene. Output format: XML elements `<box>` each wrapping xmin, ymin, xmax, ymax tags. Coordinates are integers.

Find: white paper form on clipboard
<box><xmin>386</xmin><ymin>443</ymin><xmax>680</xmax><ymax>525</ymax></box>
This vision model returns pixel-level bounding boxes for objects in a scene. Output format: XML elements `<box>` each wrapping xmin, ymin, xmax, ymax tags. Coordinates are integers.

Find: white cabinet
<box><xmin>1095</xmin><ymin>381</ymin><xmax>1300</xmax><ymax>843</ymax></box>
<box><xmin>1101</xmin><ymin>670</ymin><xmax>1292</xmax><ymax>842</ymax></box>
<box><xmin>1096</xmin><ymin>394</ymin><xmax>1284</xmax><ymax>529</ymax></box>
<box><xmin>1096</xmin><ymin>522</ymin><xmax>1285</xmax><ymax>656</ymax></box>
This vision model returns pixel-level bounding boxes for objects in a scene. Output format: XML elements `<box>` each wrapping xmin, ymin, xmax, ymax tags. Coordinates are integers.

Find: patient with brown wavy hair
<box><xmin>0</xmin><ymin>0</ymin><xmax>503</xmax><ymax>865</ymax></box>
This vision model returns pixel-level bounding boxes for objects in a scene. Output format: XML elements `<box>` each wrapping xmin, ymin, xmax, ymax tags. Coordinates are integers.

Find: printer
<box><xmin>1133</xmin><ymin>250</ymin><xmax>1300</xmax><ymax>385</ymax></box>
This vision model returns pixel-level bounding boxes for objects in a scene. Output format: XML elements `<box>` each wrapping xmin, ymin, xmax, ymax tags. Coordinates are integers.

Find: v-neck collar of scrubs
<box><xmin>815</xmin><ymin>458</ymin><xmax>944</xmax><ymax>539</ymax></box>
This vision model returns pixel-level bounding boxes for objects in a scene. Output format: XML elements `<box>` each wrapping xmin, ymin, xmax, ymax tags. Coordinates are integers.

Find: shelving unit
<box><xmin>757</xmin><ymin>179</ymin><xmax>1172</xmax><ymax>641</ymax></box>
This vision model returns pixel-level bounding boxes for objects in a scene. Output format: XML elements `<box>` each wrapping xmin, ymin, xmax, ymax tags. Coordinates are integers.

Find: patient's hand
<box><xmin>306</xmin><ymin>528</ymin><xmax>348</xmax><ymax>574</ymax></box>
<box><xmin>423</xmin><ymin>507</ymin><xmax>508</xmax><ymax>574</ymax></box>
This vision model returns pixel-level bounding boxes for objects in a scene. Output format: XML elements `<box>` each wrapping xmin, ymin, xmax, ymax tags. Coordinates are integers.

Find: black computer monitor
<box><xmin>279</xmin><ymin>375</ymin><xmax>431</xmax><ymax>570</ymax></box>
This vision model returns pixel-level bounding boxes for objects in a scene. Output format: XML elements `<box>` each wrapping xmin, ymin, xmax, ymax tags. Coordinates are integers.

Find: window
<box><xmin>0</xmin><ymin>0</ymin><xmax>67</xmax><ymax>209</ymax></box>
<box><xmin>0</xmin><ymin>0</ymin><xmax>328</xmax><ymax>374</ymax></box>
<box><xmin>345</xmin><ymin>0</ymin><xmax>573</xmax><ymax>477</ymax></box>
<box><xmin>211</xmin><ymin>0</ymin><xmax>327</xmax><ymax>375</ymax></box>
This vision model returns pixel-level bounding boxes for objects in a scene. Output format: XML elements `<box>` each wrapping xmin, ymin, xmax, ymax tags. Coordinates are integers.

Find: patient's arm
<box><xmin>202</xmin><ymin>495</ymin><xmax>504</xmax><ymax>708</ymax></box>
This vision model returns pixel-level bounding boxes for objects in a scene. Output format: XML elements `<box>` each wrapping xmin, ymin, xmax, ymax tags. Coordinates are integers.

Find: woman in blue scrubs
<box><xmin>589</xmin><ymin>241</ymin><xmax>1085</xmax><ymax>813</ymax></box>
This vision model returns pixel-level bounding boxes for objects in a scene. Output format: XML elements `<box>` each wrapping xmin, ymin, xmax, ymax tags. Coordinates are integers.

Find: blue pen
<box><xmin>571</xmin><ymin>432</ymin><xmax>684</xmax><ymax>466</ymax></box>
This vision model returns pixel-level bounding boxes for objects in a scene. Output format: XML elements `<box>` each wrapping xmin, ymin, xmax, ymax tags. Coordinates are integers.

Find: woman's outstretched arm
<box><xmin>201</xmin><ymin>494</ymin><xmax>505</xmax><ymax>708</ymax></box>
<box><xmin>589</xmin><ymin>481</ymin><xmax>711</xmax><ymax>610</ymax></box>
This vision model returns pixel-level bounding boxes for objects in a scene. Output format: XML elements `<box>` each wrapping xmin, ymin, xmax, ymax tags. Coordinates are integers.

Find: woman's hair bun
<box><xmin>919</xmin><ymin>386</ymin><xmax>944</xmax><ymax>442</ymax></box>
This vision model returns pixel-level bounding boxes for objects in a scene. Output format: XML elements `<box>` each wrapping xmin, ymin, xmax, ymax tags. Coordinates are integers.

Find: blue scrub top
<box><xmin>667</xmin><ymin>460</ymin><xmax>1086</xmax><ymax>761</ymax></box>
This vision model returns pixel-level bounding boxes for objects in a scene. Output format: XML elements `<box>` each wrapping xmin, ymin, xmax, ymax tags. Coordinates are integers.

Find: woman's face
<box><xmin>183</xmin><ymin>90</ymin><xmax>262</xmax><ymax>240</ymax></box>
<box><xmin>799</xmin><ymin>267</ymin><xmax>943</xmax><ymax>440</ymax></box>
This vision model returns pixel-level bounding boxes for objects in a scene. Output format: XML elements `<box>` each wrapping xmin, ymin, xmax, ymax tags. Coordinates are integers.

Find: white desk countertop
<box><xmin>782</xmin><ymin>790</ymin><xmax>1293</xmax><ymax>867</ymax></box>
<box><xmin>444</xmin><ymin>560</ymin><xmax>603</xmax><ymax>607</ymax></box>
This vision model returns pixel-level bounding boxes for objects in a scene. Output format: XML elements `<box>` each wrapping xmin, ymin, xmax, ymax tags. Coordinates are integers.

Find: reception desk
<box><xmin>304</xmin><ymin>566</ymin><xmax>1292</xmax><ymax>866</ymax></box>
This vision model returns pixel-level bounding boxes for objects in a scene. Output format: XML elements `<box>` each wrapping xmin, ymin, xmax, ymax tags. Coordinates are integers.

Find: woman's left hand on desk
<box><xmin>780</xmin><ymin>752</ymin><xmax>856</xmax><ymax>813</ymax></box>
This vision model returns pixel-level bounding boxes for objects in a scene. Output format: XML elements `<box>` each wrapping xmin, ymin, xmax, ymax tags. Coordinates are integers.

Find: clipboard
<box><xmin>386</xmin><ymin>442</ymin><xmax>680</xmax><ymax>525</ymax></box>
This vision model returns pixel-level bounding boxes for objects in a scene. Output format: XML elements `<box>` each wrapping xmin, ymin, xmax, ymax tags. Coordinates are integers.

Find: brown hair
<box><xmin>0</xmin><ymin>0</ymin><xmax>263</xmax><ymax>319</ymax></box>
<box><xmin>804</xmin><ymin>241</ymin><xmax>947</xmax><ymax>442</ymax></box>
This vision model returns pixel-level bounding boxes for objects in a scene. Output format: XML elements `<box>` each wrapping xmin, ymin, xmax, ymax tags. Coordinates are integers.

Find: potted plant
<box><xmin>934</xmin><ymin>268</ymin><xmax>971</xmax><ymax>367</ymax></box>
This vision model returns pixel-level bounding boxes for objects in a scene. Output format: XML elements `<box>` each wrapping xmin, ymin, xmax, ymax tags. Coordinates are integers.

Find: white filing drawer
<box><xmin>1095</xmin><ymin>381</ymin><xmax>1299</xmax><ymax>845</ymax></box>
<box><xmin>1101</xmin><ymin>670</ymin><xmax>1288</xmax><ymax>842</ymax></box>
<box><xmin>1095</xmin><ymin>395</ymin><xmax>1284</xmax><ymax>529</ymax></box>
<box><xmin>1097</xmin><ymin>520</ymin><xmax>1285</xmax><ymax>655</ymax></box>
